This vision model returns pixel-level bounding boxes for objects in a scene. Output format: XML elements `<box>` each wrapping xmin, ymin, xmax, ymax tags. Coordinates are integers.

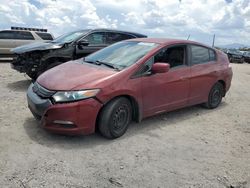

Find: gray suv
<box><xmin>0</xmin><ymin>27</ymin><xmax>54</xmax><ymax>61</ymax></box>
<box><xmin>11</xmin><ymin>28</ymin><xmax>147</xmax><ymax>79</ymax></box>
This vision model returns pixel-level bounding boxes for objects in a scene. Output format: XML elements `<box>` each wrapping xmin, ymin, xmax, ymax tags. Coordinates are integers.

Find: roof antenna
<box><xmin>187</xmin><ymin>34</ymin><xmax>190</xmax><ymax>40</ymax></box>
<box><xmin>212</xmin><ymin>34</ymin><xmax>215</xmax><ymax>47</ymax></box>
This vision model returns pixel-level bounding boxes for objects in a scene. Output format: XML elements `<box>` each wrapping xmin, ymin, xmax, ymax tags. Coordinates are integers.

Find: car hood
<box><xmin>37</xmin><ymin>60</ymin><xmax>118</xmax><ymax>91</ymax></box>
<box><xmin>11</xmin><ymin>41</ymin><xmax>64</xmax><ymax>54</ymax></box>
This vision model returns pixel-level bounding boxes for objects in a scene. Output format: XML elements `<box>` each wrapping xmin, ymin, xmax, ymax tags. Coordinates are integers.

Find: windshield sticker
<box><xmin>138</xmin><ymin>42</ymin><xmax>156</xmax><ymax>46</ymax></box>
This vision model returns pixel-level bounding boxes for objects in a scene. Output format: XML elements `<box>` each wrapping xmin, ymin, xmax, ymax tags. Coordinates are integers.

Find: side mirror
<box><xmin>151</xmin><ymin>62</ymin><xmax>170</xmax><ymax>74</ymax></box>
<box><xmin>77</xmin><ymin>40</ymin><xmax>89</xmax><ymax>47</ymax></box>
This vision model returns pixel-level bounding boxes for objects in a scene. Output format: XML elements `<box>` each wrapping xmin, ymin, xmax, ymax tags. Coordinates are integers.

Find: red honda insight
<box><xmin>27</xmin><ymin>38</ymin><xmax>233</xmax><ymax>139</ymax></box>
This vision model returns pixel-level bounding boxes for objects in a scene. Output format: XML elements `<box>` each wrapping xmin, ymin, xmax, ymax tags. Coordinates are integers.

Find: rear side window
<box><xmin>84</xmin><ymin>32</ymin><xmax>106</xmax><ymax>45</ymax></box>
<box><xmin>15</xmin><ymin>31</ymin><xmax>34</xmax><ymax>40</ymax></box>
<box><xmin>191</xmin><ymin>45</ymin><xmax>216</xmax><ymax>64</ymax></box>
<box><xmin>106</xmin><ymin>32</ymin><xmax>134</xmax><ymax>44</ymax></box>
<box><xmin>209</xmin><ymin>49</ymin><xmax>216</xmax><ymax>61</ymax></box>
<box><xmin>35</xmin><ymin>32</ymin><xmax>53</xmax><ymax>40</ymax></box>
<box><xmin>0</xmin><ymin>31</ymin><xmax>15</xmax><ymax>39</ymax></box>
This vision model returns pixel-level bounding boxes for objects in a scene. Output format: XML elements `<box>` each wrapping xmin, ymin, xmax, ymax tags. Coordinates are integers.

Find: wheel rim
<box><xmin>211</xmin><ymin>88</ymin><xmax>221</xmax><ymax>107</ymax></box>
<box><xmin>111</xmin><ymin>104</ymin><xmax>129</xmax><ymax>134</ymax></box>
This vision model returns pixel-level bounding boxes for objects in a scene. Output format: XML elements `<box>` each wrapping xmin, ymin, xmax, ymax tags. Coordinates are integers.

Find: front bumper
<box><xmin>11</xmin><ymin>62</ymin><xmax>25</xmax><ymax>72</ymax></box>
<box><xmin>228</xmin><ymin>55</ymin><xmax>243</xmax><ymax>63</ymax></box>
<box><xmin>27</xmin><ymin>84</ymin><xmax>103</xmax><ymax>135</ymax></box>
<box><xmin>244</xmin><ymin>57</ymin><xmax>250</xmax><ymax>63</ymax></box>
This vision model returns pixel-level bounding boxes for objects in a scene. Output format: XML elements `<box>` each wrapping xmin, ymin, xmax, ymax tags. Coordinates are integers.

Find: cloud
<box><xmin>0</xmin><ymin>0</ymin><xmax>249</xmax><ymax>45</ymax></box>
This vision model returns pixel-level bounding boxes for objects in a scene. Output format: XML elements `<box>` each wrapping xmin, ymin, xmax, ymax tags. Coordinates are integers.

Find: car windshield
<box><xmin>228</xmin><ymin>50</ymin><xmax>242</xmax><ymax>55</ymax></box>
<box><xmin>244</xmin><ymin>51</ymin><xmax>250</xmax><ymax>56</ymax></box>
<box><xmin>84</xmin><ymin>41</ymin><xmax>158</xmax><ymax>70</ymax></box>
<box><xmin>51</xmin><ymin>30</ymin><xmax>89</xmax><ymax>43</ymax></box>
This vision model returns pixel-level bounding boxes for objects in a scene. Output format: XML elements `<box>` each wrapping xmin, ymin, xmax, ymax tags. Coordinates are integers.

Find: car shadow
<box><xmin>23</xmin><ymin>117</ymin><xmax>112</xmax><ymax>149</ymax></box>
<box><xmin>23</xmin><ymin>102</ymin><xmax>228</xmax><ymax>149</ymax></box>
<box><xmin>7</xmin><ymin>79</ymin><xmax>31</xmax><ymax>92</ymax></box>
<box><xmin>126</xmin><ymin>102</ymin><xmax>228</xmax><ymax>138</ymax></box>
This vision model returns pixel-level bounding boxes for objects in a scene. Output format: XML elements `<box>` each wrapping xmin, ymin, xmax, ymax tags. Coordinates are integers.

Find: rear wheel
<box><xmin>98</xmin><ymin>97</ymin><xmax>132</xmax><ymax>139</ymax></box>
<box><xmin>203</xmin><ymin>82</ymin><xmax>224</xmax><ymax>109</ymax></box>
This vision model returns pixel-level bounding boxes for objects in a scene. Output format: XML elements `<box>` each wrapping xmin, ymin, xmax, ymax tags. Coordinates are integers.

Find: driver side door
<box><xmin>139</xmin><ymin>45</ymin><xmax>191</xmax><ymax>118</ymax></box>
<box><xmin>75</xmin><ymin>32</ymin><xmax>108</xmax><ymax>58</ymax></box>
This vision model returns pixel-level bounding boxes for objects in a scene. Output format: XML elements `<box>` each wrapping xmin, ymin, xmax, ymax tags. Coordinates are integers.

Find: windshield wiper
<box><xmin>95</xmin><ymin>60</ymin><xmax>120</xmax><ymax>71</ymax></box>
<box><xmin>83</xmin><ymin>59</ymin><xmax>120</xmax><ymax>70</ymax></box>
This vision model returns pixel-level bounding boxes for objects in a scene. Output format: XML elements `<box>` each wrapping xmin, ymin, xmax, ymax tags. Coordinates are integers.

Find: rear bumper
<box><xmin>225</xmin><ymin>67</ymin><xmax>233</xmax><ymax>93</ymax></box>
<box><xmin>27</xmin><ymin>84</ymin><xmax>103</xmax><ymax>135</ymax></box>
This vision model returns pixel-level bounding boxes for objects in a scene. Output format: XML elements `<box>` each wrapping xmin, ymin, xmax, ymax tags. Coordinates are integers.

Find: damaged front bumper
<box><xmin>11</xmin><ymin>55</ymin><xmax>40</xmax><ymax>73</ymax></box>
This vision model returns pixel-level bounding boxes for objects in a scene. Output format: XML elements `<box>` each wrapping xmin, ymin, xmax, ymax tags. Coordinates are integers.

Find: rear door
<box><xmin>0</xmin><ymin>31</ymin><xmax>16</xmax><ymax>55</ymax></box>
<box><xmin>188</xmin><ymin>45</ymin><xmax>218</xmax><ymax>105</ymax></box>
<box><xmin>75</xmin><ymin>32</ymin><xmax>107</xmax><ymax>57</ymax></box>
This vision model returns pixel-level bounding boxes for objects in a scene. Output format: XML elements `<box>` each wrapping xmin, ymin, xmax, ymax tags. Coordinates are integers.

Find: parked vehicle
<box><xmin>27</xmin><ymin>38</ymin><xmax>233</xmax><ymax>139</ymax></box>
<box><xmin>226</xmin><ymin>49</ymin><xmax>244</xmax><ymax>63</ymax></box>
<box><xmin>243</xmin><ymin>51</ymin><xmax>250</xmax><ymax>63</ymax></box>
<box><xmin>0</xmin><ymin>27</ymin><xmax>53</xmax><ymax>61</ymax></box>
<box><xmin>11</xmin><ymin>29</ymin><xmax>147</xmax><ymax>79</ymax></box>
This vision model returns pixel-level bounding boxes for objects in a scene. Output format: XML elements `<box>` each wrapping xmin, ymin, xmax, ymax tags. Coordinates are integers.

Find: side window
<box><xmin>106</xmin><ymin>32</ymin><xmax>134</xmax><ymax>44</ymax></box>
<box><xmin>137</xmin><ymin>46</ymin><xmax>186</xmax><ymax>75</ymax></box>
<box><xmin>15</xmin><ymin>31</ymin><xmax>34</xmax><ymax>40</ymax></box>
<box><xmin>154</xmin><ymin>46</ymin><xmax>186</xmax><ymax>68</ymax></box>
<box><xmin>209</xmin><ymin>49</ymin><xmax>216</xmax><ymax>61</ymax></box>
<box><xmin>191</xmin><ymin>45</ymin><xmax>210</xmax><ymax>64</ymax></box>
<box><xmin>0</xmin><ymin>31</ymin><xmax>15</xmax><ymax>39</ymax></box>
<box><xmin>35</xmin><ymin>32</ymin><xmax>53</xmax><ymax>40</ymax></box>
<box><xmin>84</xmin><ymin>32</ymin><xmax>105</xmax><ymax>45</ymax></box>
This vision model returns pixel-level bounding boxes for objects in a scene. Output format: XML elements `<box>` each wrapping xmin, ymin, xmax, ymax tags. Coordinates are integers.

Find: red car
<box><xmin>27</xmin><ymin>38</ymin><xmax>233</xmax><ymax>139</ymax></box>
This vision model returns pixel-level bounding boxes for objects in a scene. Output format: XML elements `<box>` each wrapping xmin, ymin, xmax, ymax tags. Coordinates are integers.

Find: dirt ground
<box><xmin>0</xmin><ymin>62</ymin><xmax>249</xmax><ymax>188</ymax></box>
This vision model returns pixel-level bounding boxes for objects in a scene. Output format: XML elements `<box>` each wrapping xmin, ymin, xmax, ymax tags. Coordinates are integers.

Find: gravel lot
<box><xmin>0</xmin><ymin>62</ymin><xmax>249</xmax><ymax>188</ymax></box>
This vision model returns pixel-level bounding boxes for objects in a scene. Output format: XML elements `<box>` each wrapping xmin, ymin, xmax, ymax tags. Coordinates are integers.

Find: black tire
<box><xmin>45</xmin><ymin>62</ymin><xmax>62</xmax><ymax>70</ymax></box>
<box><xmin>98</xmin><ymin>97</ymin><xmax>132</xmax><ymax>139</ymax></box>
<box><xmin>27</xmin><ymin>62</ymin><xmax>62</xmax><ymax>80</ymax></box>
<box><xmin>26</xmin><ymin>71</ymin><xmax>38</xmax><ymax>80</ymax></box>
<box><xmin>36</xmin><ymin>62</ymin><xmax>62</xmax><ymax>80</ymax></box>
<box><xmin>203</xmin><ymin>82</ymin><xmax>224</xmax><ymax>109</ymax></box>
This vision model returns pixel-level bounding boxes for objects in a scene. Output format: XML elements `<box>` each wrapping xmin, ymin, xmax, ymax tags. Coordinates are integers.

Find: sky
<box><xmin>0</xmin><ymin>0</ymin><xmax>249</xmax><ymax>46</ymax></box>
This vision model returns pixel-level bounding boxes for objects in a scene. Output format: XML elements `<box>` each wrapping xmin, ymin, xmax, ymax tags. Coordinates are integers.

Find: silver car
<box><xmin>0</xmin><ymin>27</ymin><xmax>54</xmax><ymax>61</ymax></box>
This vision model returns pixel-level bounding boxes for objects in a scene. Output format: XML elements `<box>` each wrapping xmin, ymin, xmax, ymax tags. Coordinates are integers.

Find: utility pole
<box><xmin>187</xmin><ymin>34</ymin><xmax>190</xmax><ymax>40</ymax></box>
<box><xmin>212</xmin><ymin>34</ymin><xmax>215</xmax><ymax>47</ymax></box>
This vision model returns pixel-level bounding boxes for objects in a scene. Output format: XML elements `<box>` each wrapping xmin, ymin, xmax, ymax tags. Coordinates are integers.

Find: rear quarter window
<box><xmin>15</xmin><ymin>31</ymin><xmax>34</xmax><ymax>40</ymax></box>
<box><xmin>106</xmin><ymin>32</ymin><xmax>134</xmax><ymax>44</ymax></box>
<box><xmin>209</xmin><ymin>49</ymin><xmax>216</xmax><ymax>61</ymax></box>
<box><xmin>35</xmin><ymin>32</ymin><xmax>53</xmax><ymax>40</ymax></box>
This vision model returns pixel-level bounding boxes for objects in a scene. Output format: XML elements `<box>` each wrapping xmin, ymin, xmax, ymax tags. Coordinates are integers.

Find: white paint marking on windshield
<box><xmin>138</xmin><ymin>42</ymin><xmax>156</xmax><ymax>46</ymax></box>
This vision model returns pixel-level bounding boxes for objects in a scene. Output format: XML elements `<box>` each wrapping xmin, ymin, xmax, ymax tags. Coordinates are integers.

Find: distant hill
<box><xmin>217</xmin><ymin>43</ymin><xmax>249</xmax><ymax>49</ymax></box>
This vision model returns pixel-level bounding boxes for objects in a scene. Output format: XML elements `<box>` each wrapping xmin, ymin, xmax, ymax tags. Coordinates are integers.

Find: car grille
<box><xmin>32</xmin><ymin>82</ymin><xmax>56</xmax><ymax>98</ymax></box>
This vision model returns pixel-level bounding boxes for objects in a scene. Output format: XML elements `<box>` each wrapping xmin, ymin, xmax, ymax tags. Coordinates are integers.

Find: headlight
<box><xmin>52</xmin><ymin>89</ymin><xmax>100</xmax><ymax>103</ymax></box>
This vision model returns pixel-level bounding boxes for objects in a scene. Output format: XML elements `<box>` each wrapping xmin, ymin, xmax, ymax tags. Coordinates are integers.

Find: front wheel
<box><xmin>98</xmin><ymin>97</ymin><xmax>132</xmax><ymax>139</ymax></box>
<box><xmin>203</xmin><ymin>82</ymin><xmax>224</xmax><ymax>109</ymax></box>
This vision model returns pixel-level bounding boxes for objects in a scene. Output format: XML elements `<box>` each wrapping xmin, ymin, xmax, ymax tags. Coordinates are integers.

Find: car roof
<box><xmin>128</xmin><ymin>38</ymin><xmax>214</xmax><ymax>49</ymax></box>
<box><xmin>88</xmin><ymin>28</ymin><xmax>147</xmax><ymax>37</ymax></box>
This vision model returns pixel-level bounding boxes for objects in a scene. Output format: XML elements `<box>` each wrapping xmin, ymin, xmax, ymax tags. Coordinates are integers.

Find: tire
<box><xmin>45</xmin><ymin>62</ymin><xmax>62</xmax><ymax>70</ymax></box>
<box><xmin>203</xmin><ymin>82</ymin><xmax>224</xmax><ymax>109</ymax></box>
<box><xmin>36</xmin><ymin>62</ymin><xmax>62</xmax><ymax>79</ymax></box>
<box><xmin>27</xmin><ymin>62</ymin><xmax>62</xmax><ymax>80</ymax></box>
<box><xmin>26</xmin><ymin>71</ymin><xmax>38</xmax><ymax>80</ymax></box>
<box><xmin>98</xmin><ymin>97</ymin><xmax>132</xmax><ymax>139</ymax></box>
